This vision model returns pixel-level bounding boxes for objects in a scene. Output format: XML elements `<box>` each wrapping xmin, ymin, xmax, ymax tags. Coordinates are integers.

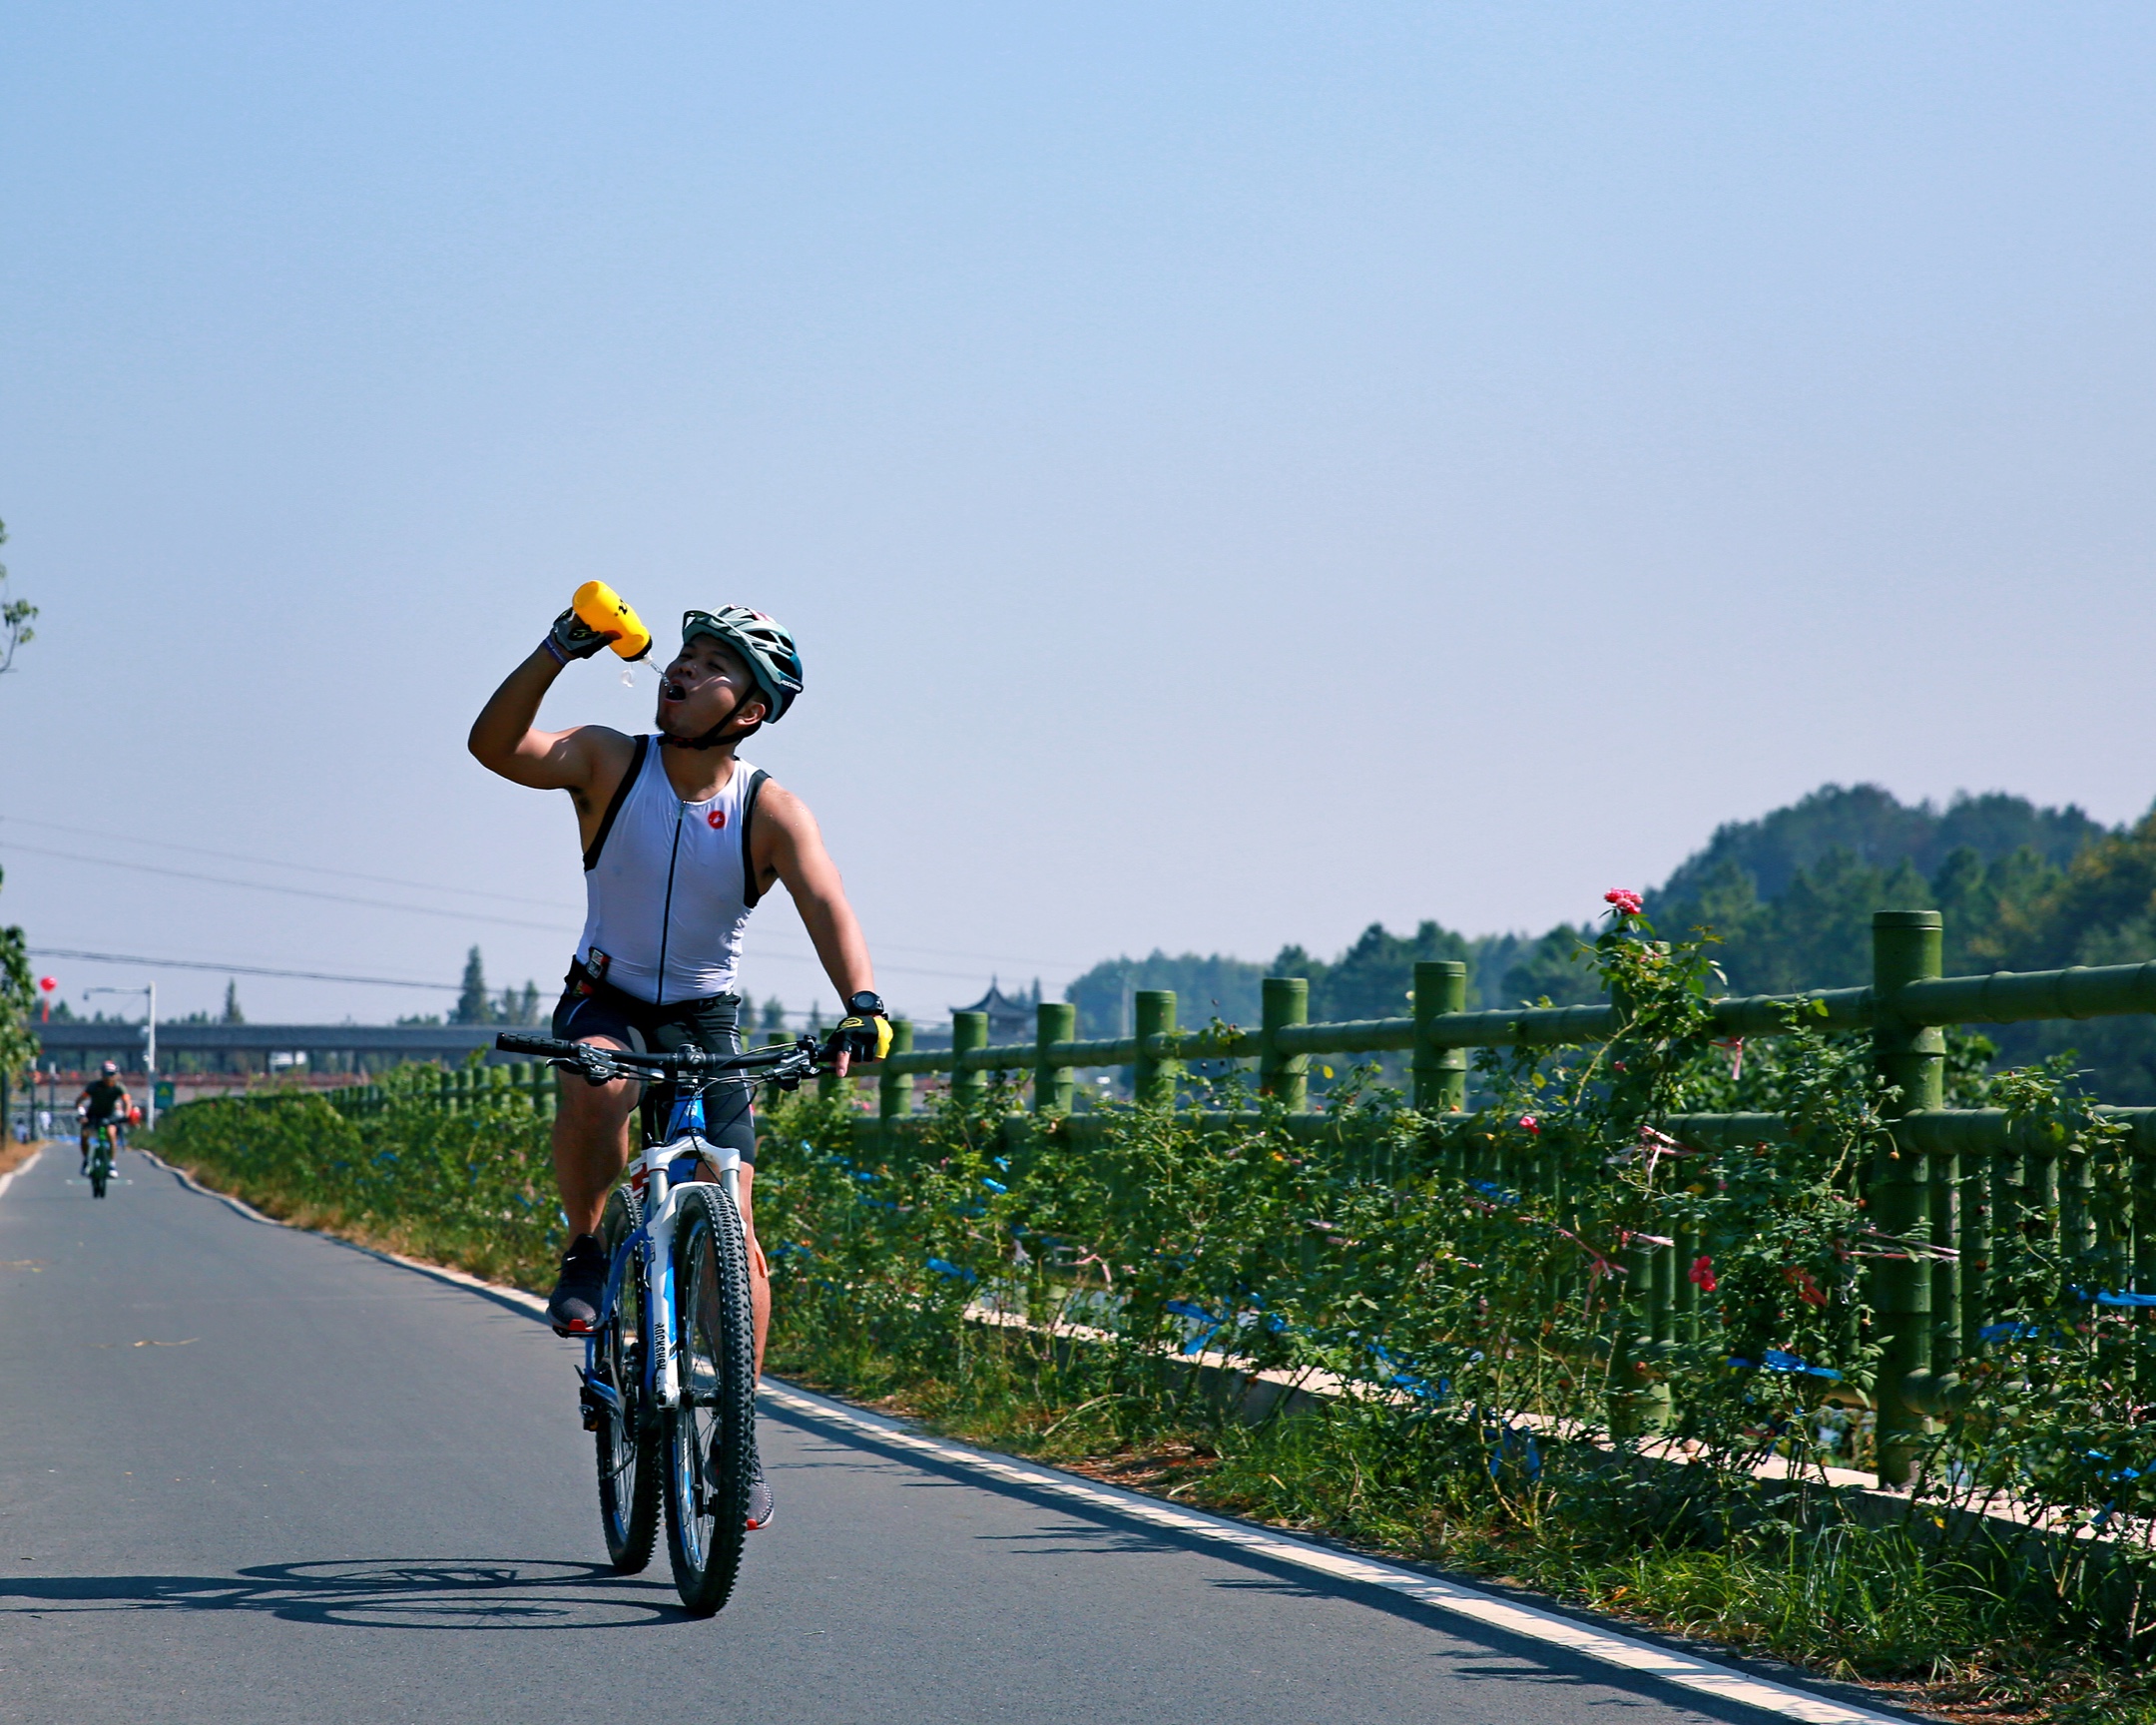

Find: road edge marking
<box><xmin>134</xmin><ymin>1148</ymin><xmax>559</xmax><ymax>1318</ymax></box>
<box><xmin>759</xmin><ymin>1382</ymin><xmax>1920</xmax><ymax>1725</ymax></box>
<box><xmin>0</xmin><ymin>1145</ymin><xmax>44</xmax><ymax>1202</ymax></box>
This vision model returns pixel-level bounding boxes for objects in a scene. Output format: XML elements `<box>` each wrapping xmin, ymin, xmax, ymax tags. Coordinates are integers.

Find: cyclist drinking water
<box><xmin>469</xmin><ymin>601</ymin><xmax>890</xmax><ymax>1531</ymax></box>
<box><xmin>78</xmin><ymin>1062</ymin><xmax>131</xmax><ymax>1175</ymax></box>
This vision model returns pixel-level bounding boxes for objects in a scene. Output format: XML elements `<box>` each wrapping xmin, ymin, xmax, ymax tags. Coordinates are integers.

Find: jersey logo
<box><xmin>708</xmin><ymin>809</ymin><xmax>728</xmax><ymax>830</ymax></box>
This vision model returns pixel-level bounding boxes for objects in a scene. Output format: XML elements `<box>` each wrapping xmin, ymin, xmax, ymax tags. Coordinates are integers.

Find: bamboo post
<box><xmin>879</xmin><ymin>1019</ymin><xmax>914</xmax><ymax>1120</ymax></box>
<box><xmin>1871</xmin><ymin>909</ymin><xmax>1945</xmax><ymax>1486</ymax></box>
<box><xmin>1410</xmin><ymin>960</ymin><xmax>1468</xmax><ymax>1113</ymax></box>
<box><xmin>1960</xmin><ymin>1151</ymin><xmax>1990</xmax><ymax>1360</ymax></box>
<box><xmin>1034</xmin><ymin>1001</ymin><xmax>1076</xmax><ymax>1115</ymax></box>
<box><xmin>950</xmin><ymin>1011</ymin><xmax>988</xmax><ymax>1110</ymax></box>
<box><xmin>1133</xmin><ymin>990</ymin><xmax>1179</xmax><ymax>1108</ymax></box>
<box><xmin>1930</xmin><ymin>1143</ymin><xmax>1961</xmax><ymax>1380</ymax></box>
<box><xmin>1259</xmin><ymin>978</ymin><xmax>1308</xmax><ymax>1110</ymax></box>
<box><xmin>2137</xmin><ymin>1145</ymin><xmax>2156</xmax><ymax>1399</ymax></box>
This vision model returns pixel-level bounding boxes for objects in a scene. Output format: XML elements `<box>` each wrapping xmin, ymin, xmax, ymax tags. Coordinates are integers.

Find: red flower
<box><xmin>1689</xmin><ymin>1255</ymin><xmax>1717</xmax><ymax>1294</ymax></box>
<box><xmin>1783</xmin><ymin>1265</ymin><xmax>1829</xmax><ymax>1308</ymax></box>
<box><xmin>1604</xmin><ymin>888</ymin><xmax>1644</xmax><ymax>916</ymax></box>
<box><xmin>1518</xmin><ymin>1114</ymin><xmax>1540</xmax><ymax>1136</ymax></box>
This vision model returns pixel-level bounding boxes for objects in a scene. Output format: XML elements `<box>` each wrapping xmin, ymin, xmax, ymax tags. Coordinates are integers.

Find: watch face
<box><xmin>847</xmin><ymin>991</ymin><xmax>886</xmax><ymax>1016</ymax></box>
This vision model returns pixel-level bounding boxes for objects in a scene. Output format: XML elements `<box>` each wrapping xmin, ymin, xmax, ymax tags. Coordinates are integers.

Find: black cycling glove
<box><xmin>543</xmin><ymin>607</ymin><xmax>619</xmax><ymax>665</ymax></box>
<box><xmin>825</xmin><ymin>991</ymin><xmax>893</xmax><ymax>1063</ymax></box>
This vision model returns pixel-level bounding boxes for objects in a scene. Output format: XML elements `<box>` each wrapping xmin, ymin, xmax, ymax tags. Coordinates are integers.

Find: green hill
<box><xmin>1064</xmin><ymin>784</ymin><xmax>2156</xmax><ymax>1099</ymax></box>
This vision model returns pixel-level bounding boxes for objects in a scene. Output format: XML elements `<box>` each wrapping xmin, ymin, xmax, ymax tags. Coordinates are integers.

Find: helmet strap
<box><xmin>657</xmin><ymin>694</ymin><xmax>766</xmax><ymax>752</ymax></box>
<box><xmin>659</xmin><ymin>722</ymin><xmax>739</xmax><ymax>751</ymax></box>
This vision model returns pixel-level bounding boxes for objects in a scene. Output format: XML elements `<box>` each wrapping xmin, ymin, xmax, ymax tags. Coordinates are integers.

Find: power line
<box><xmin>0</xmin><ymin>815</ymin><xmax>582</xmax><ymax>911</ymax></box>
<box><xmin>0</xmin><ymin>843</ymin><xmax>570</xmax><ymax>932</ymax></box>
<box><xmin>0</xmin><ymin>815</ymin><xmax>1089</xmax><ymax>972</ymax></box>
<box><xmin>28</xmin><ymin>947</ymin><xmax>463</xmax><ymax>991</ymax></box>
<box><xmin>24</xmin><ymin>946</ymin><xmax>945</xmax><ymax>1029</ymax></box>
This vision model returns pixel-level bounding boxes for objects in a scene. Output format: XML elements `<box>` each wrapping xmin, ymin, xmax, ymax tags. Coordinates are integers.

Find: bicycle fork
<box><xmin>582</xmin><ymin>1153</ymin><xmax>745</xmax><ymax>1420</ymax></box>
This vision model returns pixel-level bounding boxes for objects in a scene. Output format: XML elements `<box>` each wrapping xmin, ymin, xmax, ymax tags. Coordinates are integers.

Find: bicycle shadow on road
<box><xmin>0</xmin><ymin>1558</ymin><xmax>683</xmax><ymax>1630</ymax></box>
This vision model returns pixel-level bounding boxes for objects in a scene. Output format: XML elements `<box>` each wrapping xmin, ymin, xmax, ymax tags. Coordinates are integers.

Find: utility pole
<box><xmin>85</xmin><ymin>983</ymin><xmax>158</xmax><ymax>1127</ymax></box>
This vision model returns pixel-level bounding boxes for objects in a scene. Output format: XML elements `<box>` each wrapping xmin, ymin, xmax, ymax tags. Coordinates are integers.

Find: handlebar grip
<box><xmin>495</xmin><ymin>1032</ymin><xmax>579</xmax><ymax>1058</ymax></box>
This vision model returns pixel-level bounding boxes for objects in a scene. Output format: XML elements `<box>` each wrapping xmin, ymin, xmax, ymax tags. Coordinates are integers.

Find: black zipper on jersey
<box><xmin>654</xmin><ymin>803</ymin><xmax>687</xmax><ymax>1004</ymax></box>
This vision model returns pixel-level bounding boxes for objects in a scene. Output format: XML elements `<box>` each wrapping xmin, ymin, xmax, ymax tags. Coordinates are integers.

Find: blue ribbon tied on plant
<box><xmin>1164</xmin><ymin>1299</ymin><xmax>1226</xmax><ymax>1355</ymax></box>
<box><xmin>1729</xmin><ymin>1350</ymin><xmax>1842</xmax><ymax>1381</ymax></box>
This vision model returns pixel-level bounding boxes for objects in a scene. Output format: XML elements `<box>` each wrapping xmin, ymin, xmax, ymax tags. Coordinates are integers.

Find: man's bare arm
<box><xmin>757</xmin><ymin>785</ymin><xmax>876</xmax><ymax>1065</ymax></box>
<box><xmin>467</xmin><ymin>646</ymin><xmax>624</xmax><ymax>798</ymax></box>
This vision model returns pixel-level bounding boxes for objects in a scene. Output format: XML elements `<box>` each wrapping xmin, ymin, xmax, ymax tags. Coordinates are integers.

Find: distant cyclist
<box><xmin>469</xmin><ymin>600</ymin><xmax>891</xmax><ymax>1531</ymax></box>
<box><xmin>78</xmin><ymin>1062</ymin><xmax>131</xmax><ymax>1175</ymax></box>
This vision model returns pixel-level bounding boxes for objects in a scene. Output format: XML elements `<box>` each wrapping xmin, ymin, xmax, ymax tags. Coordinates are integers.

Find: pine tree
<box><xmin>452</xmin><ymin>946</ymin><xmax>494</xmax><ymax>1025</ymax></box>
<box><xmin>221</xmin><ymin>979</ymin><xmax>245</xmax><ymax>1024</ymax></box>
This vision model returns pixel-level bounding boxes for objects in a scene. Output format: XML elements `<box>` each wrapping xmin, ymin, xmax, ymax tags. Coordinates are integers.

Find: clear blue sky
<box><xmin>2</xmin><ymin>3</ymin><xmax>2152</xmax><ymax>1026</ymax></box>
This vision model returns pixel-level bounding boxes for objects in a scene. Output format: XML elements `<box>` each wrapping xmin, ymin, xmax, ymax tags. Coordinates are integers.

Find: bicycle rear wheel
<box><xmin>595</xmin><ymin>1188</ymin><xmax>660</xmax><ymax>1572</ymax></box>
<box><xmin>663</xmin><ymin>1182</ymin><xmax>757</xmax><ymax>1616</ymax></box>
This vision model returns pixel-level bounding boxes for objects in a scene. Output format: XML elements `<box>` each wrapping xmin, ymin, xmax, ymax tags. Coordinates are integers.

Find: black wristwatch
<box><xmin>845</xmin><ymin>990</ymin><xmax>887</xmax><ymax>1017</ymax></box>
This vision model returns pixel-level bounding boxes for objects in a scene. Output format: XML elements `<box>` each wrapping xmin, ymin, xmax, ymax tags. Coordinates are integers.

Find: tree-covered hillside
<box><xmin>1062</xmin><ymin>785</ymin><xmax>2156</xmax><ymax>1100</ymax></box>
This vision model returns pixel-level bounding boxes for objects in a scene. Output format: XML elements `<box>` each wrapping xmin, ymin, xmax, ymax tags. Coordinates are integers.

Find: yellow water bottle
<box><xmin>571</xmin><ymin>581</ymin><xmax>653</xmax><ymax>661</ymax></box>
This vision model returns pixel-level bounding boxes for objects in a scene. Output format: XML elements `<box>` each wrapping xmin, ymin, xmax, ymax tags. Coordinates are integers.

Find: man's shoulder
<box><xmin>567</xmin><ymin>724</ymin><xmax>642</xmax><ymax>760</ymax></box>
<box><xmin>747</xmin><ymin>774</ymin><xmax>811</xmax><ymax>821</ymax></box>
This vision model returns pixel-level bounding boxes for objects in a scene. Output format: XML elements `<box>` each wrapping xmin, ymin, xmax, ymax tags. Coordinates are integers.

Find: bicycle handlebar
<box><xmin>493</xmin><ymin>1030</ymin><xmax>827</xmax><ymax>1088</ymax></box>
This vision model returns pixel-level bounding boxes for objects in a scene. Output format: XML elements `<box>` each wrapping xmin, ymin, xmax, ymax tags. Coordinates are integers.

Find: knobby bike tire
<box><xmin>595</xmin><ymin>1187</ymin><xmax>661</xmax><ymax>1573</ymax></box>
<box><xmin>663</xmin><ymin>1182</ymin><xmax>758</xmax><ymax>1616</ymax></box>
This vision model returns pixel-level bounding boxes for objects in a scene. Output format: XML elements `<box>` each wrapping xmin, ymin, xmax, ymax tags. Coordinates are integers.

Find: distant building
<box><xmin>949</xmin><ymin>978</ymin><xmax>1041</xmax><ymax>1045</ymax></box>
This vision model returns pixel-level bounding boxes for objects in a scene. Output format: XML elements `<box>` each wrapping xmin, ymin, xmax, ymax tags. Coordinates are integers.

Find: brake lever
<box><xmin>571</xmin><ymin>1046</ymin><xmax>619</xmax><ymax>1089</ymax></box>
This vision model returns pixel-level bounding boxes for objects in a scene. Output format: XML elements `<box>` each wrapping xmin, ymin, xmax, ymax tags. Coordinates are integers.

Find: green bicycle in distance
<box><xmin>86</xmin><ymin>1119</ymin><xmax>123</xmax><ymax>1199</ymax></box>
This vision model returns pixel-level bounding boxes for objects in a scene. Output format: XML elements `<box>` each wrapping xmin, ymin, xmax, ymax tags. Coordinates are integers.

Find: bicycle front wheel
<box><xmin>595</xmin><ymin>1188</ymin><xmax>660</xmax><ymax>1572</ymax></box>
<box><xmin>663</xmin><ymin>1183</ymin><xmax>758</xmax><ymax>1616</ymax></box>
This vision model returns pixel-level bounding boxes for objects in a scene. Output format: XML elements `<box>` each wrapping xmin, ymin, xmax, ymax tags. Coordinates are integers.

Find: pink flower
<box><xmin>1689</xmin><ymin>1255</ymin><xmax>1717</xmax><ymax>1294</ymax></box>
<box><xmin>1604</xmin><ymin>888</ymin><xmax>1644</xmax><ymax>916</ymax></box>
<box><xmin>1518</xmin><ymin>1114</ymin><xmax>1540</xmax><ymax>1136</ymax></box>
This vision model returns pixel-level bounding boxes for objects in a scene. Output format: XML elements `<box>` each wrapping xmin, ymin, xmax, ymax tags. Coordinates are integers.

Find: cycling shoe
<box><xmin>746</xmin><ymin>1452</ymin><xmax>775</xmax><ymax>1531</ymax></box>
<box><xmin>545</xmin><ymin>1233</ymin><xmax>609</xmax><ymax>1337</ymax></box>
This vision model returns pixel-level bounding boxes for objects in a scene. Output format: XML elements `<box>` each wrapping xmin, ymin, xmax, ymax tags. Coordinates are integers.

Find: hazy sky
<box><xmin>3</xmin><ymin>3</ymin><xmax>2152</xmax><ymax>1028</ymax></box>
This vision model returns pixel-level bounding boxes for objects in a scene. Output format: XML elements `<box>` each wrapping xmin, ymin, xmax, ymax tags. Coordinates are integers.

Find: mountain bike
<box><xmin>86</xmin><ymin>1120</ymin><xmax>123</xmax><ymax>1199</ymax></box>
<box><xmin>497</xmin><ymin>1029</ymin><xmax>825</xmax><ymax>1616</ymax></box>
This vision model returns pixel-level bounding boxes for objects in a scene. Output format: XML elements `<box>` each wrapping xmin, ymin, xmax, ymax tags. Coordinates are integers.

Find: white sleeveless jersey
<box><xmin>575</xmin><ymin>738</ymin><xmax>769</xmax><ymax>1005</ymax></box>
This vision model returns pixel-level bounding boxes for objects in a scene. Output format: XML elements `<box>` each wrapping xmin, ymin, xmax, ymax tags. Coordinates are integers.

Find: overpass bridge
<box><xmin>26</xmin><ymin>1021</ymin><xmax>508</xmax><ymax>1081</ymax></box>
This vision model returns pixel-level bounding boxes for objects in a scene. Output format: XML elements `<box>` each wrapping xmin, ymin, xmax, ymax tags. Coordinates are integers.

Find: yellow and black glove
<box><xmin>542</xmin><ymin>607</ymin><xmax>619</xmax><ymax>665</ymax></box>
<box><xmin>825</xmin><ymin>991</ymin><xmax>893</xmax><ymax>1063</ymax></box>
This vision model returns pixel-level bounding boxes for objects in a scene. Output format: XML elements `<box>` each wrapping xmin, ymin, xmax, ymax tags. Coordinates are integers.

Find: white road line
<box><xmin>106</xmin><ymin>1152</ymin><xmax>1912</xmax><ymax>1725</ymax></box>
<box><xmin>762</xmin><ymin>1383</ymin><xmax>1912</xmax><ymax>1725</ymax></box>
<box><xmin>0</xmin><ymin>1146</ymin><xmax>43</xmax><ymax>1202</ymax></box>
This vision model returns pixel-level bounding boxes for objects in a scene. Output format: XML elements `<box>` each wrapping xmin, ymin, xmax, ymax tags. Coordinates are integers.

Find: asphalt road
<box><xmin>0</xmin><ymin>1144</ymin><xmax>1865</xmax><ymax>1725</ymax></box>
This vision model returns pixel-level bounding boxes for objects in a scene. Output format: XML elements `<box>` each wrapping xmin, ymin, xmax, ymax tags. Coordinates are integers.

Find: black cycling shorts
<box><xmin>551</xmin><ymin>970</ymin><xmax>758</xmax><ymax>1166</ymax></box>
